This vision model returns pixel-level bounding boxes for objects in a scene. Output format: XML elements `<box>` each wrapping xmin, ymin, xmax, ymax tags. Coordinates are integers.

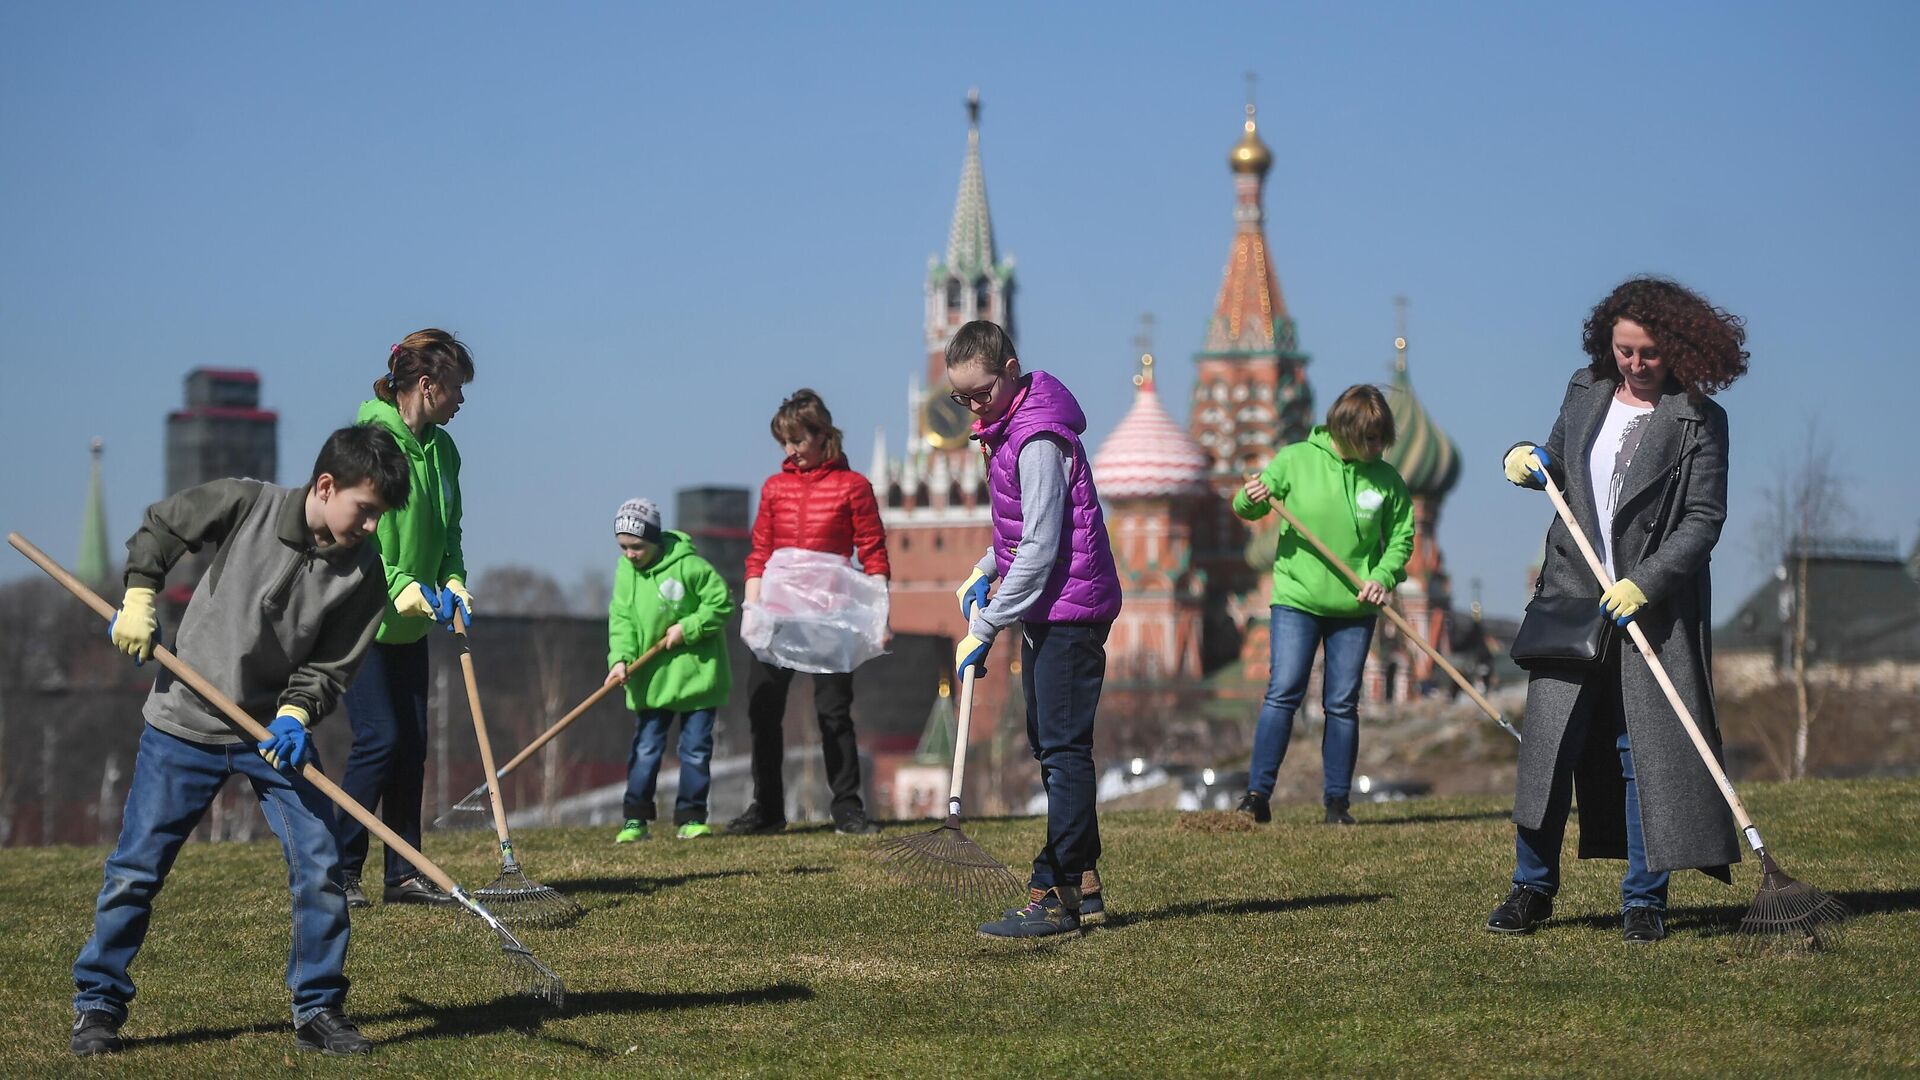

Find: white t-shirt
<box><xmin>1587</xmin><ymin>396</ymin><xmax>1656</xmax><ymax>579</ymax></box>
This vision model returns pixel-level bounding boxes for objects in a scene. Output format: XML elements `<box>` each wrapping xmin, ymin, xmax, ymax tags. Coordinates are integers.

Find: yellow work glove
<box><xmin>109</xmin><ymin>586</ymin><xmax>160</xmax><ymax>665</ymax></box>
<box><xmin>956</xmin><ymin>566</ymin><xmax>992</xmax><ymax>619</ymax></box>
<box><xmin>1600</xmin><ymin>579</ymin><xmax>1648</xmax><ymax>625</ymax></box>
<box><xmin>393</xmin><ymin>581</ymin><xmax>437</xmax><ymax>619</ymax></box>
<box><xmin>443</xmin><ymin>577</ymin><xmax>473</xmax><ymax>617</ymax></box>
<box><xmin>1503</xmin><ymin>445</ymin><xmax>1549</xmax><ymax>487</ymax></box>
<box><xmin>954</xmin><ymin>633</ymin><xmax>990</xmax><ymax>681</ymax></box>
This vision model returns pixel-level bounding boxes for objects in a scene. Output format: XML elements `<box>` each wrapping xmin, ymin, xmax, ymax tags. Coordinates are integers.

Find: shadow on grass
<box><xmin>1357</xmin><ymin>809</ymin><xmax>1514</xmax><ymax>827</ymax></box>
<box><xmin>545</xmin><ymin>865</ymin><xmax>830</xmax><ymax>898</ymax></box>
<box><xmin>126</xmin><ymin>982</ymin><xmax>815</xmax><ymax>1054</ymax></box>
<box><xmin>1104</xmin><ymin>892</ymin><xmax>1391</xmax><ymax>929</ymax></box>
<box><xmin>1549</xmin><ymin>887</ymin><xmax>1920</xmax><ymax>936</ymax></box>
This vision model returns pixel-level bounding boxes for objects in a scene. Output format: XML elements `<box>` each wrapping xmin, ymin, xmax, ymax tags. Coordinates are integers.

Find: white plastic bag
<box><xmin>741</xmin><ymin>548</ymin><xmax>890</xmax><ymax>674</ymax></box>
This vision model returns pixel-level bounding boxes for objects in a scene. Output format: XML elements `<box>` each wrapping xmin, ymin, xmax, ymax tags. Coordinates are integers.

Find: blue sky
<box><xmin>2</xmin><ymin>2</ymin><xmax>1914</xmax><ymax>622</ymax></box>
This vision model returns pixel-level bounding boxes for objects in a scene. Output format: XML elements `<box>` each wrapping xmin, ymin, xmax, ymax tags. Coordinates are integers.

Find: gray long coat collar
<box><xmin>1561</xmin><ymin>368</ymin><xmax>1705</xmax><ymax>547</ymax></box>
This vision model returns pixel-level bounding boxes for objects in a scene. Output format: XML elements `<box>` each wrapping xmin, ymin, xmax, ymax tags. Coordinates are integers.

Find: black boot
<box><xmin>1486</xmin><ymin>886</ymin><xmax>1554</xmax><ymax>934</ymax></box>
<box><xmin>1323</xmin><ymin>796</ymin><xmax>1355</xmax><ymax>825</ymax></box>
<box><xmin>294</xmin><ymin>1009</ymin><xmax>373</xmax><ymax>1055</ymax></box>
<box><xmin>726</xmin><ymin>803</ymin><xmax>787</xmax><ymax>835</ymax></box>
<box><xmin>1622</xmin><ymin>907</ymin><xmax>1667</xmax><ymax>944</ymax></box>
<box><xmin>70</xmin><ymin>1010</ymin><xmax>123</xmax><ymax>1057</ymax></box>
<box><xmin>1234</xmin><ymin>792</ymin><xmax>1271</xmax><ymax>823</ymax></box>
<box><xmin>340</xmin><ymin>871</ymin><xmax>369</xmax><ymax>910</ymax></box>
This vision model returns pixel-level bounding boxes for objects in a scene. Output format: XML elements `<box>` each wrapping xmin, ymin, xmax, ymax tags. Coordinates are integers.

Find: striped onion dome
<box><xmin>1093</xmin><ymin>356</ymin><xmax>1212</xmax><ymax>499</ymax></box>
<box><xmin>1381</xmin><ymin>341</ymin><xmax>1461</xmax><ymax>498</ymax></box>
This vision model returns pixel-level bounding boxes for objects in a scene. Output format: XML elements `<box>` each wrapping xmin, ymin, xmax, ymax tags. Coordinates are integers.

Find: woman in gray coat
<box><xmin>1488</xmin><ymin>277</ymin><xmax>1750</xmax><ymax>944</ymax></box>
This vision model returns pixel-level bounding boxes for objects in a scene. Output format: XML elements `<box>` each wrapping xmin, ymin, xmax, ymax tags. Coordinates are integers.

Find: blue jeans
<box><xmin>1513</xmin><ymin>693</ymin><xmax>1669</xmax><ymax>912</ymax></box>
<box><xmin>1021</xmin><ymin>622</ymin><xmax>1109</xmax><ymax>891</ymax></box>
<box><xmin>74</xmin><ymin>725</ymin><xmax>351</xmax><ymax>1026</ymax></box>
<box><xmin>1248</xmin><ymin>604</ymin><xmax>1377</xmax><ymax>802</ymax></box>
<box><xmin>623</xmin><ymin>708</ymin><xmax>716</xmax><ymax>824</ymax></box>
<box><xmin>337</xmin><ymin>639</ymin><xmax>430</xmax><ymax>887</ymax></box>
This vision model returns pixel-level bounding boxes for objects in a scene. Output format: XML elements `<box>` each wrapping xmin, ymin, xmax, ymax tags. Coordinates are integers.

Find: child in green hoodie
<box><xmin>606</xmin><ymin>498</ymin><xmax>734</xmax><ymax>842</ymax></box>
<box><xmin>1231</xmin><ymin>384</ymin><xmax>1414</xmax><ymax>826</ymax></box>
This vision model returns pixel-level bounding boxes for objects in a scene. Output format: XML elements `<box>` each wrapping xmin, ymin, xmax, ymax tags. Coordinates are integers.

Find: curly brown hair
<box><xmin>1581</xmin><ymin>277</ymin><xmax>1749</xmax><ymax>396</ymax></box>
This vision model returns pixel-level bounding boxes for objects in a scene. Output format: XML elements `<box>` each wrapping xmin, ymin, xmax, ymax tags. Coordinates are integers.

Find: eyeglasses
<box><xmin>948</xmin><ymin>373</ymin><xmax>1005</xmax><ymax>407</ymax></box>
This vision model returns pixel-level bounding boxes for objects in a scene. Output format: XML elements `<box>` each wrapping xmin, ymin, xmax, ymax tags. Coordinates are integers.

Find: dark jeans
<box><xmin>1248</xmin><ymin>604</ymin><xmax>1377</xmax><ymax>802</ymax></box>
<box><xmin>74</xmin><ymin>726</ymin><xmax>350</xmax><ymax>1026</ymax></box>
<box><xmin>1022</xmin><ymin>621</ymin><xmax>1109</xmax><ymax>891</ymax></box>
<box><xmin>746</xmin><ymin>661</ymin><xmax>864</xmax><ymax>823</ymax></box>
<box><xmin>624</xmin><ymin>708</ymin><xmax>716</xmax><ymax>824</ymax></box>
<box><xmin>337</xmin><ymin>638</ymin><xmax>430</xmax><ymax>887</ymax></box>
<box><xmin>1513</xmin><ymin>655</ymin><xmax>1670</xmax><ymax>911</ymax></box>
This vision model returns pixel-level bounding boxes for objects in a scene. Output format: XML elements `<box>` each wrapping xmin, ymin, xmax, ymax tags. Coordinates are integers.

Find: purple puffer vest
<box><xmin>974</xmin><ymin>371</ymin><xmax>1123</xmax><ymax>623</ymax></box>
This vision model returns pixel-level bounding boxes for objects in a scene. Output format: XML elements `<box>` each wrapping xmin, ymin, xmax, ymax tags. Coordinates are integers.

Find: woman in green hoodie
<box><xmin>1232</xmin><ymin>384</ymin><xmax>1414</xmax><ymax>826</ymax></box>
<box><xmin>605</xmin><ymin>498</ymin><xmax>733</xmax><ymax>842</ymax></box>
<box><xmin>337</xmin><ymin>329</ymin><xmax>474</xmax><ymax>907</ymax></box>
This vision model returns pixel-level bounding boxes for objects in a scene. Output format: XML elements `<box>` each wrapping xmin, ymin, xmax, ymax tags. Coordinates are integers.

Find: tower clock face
<box><xmin>922</xmin><ymin>392</ymin><xmax>975</xmax><ymax>450</ymax></box>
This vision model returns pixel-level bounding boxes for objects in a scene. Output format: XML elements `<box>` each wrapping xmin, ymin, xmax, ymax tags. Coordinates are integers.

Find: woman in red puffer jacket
<box><xmin>728</xmin><ymin>389</ymin><xmax>890</xmax><ymax>837</ymax></box>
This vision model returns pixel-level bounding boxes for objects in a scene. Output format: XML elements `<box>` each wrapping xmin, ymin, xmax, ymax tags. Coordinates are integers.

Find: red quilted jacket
<box><xmin>745</xmin><ymin>455</ymin><xmax>891</xmax><ymax>579</ymax></box>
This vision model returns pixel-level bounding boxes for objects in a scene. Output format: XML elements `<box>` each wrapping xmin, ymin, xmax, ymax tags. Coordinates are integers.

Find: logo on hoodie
<box><xmin>1355</xmin><ymin>487</ymin><xmax>1385</xmax><ymax>521</ymax></box>
<box><xmin>659</xmin><ymin>578</ymin><xmax>686</xmax><ymax>605</ymax></box>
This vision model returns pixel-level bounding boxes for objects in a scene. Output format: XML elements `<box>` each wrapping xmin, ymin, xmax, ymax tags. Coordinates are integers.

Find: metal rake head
<box><xmin>452</xmin><ymin>887</ymin><xmax>567</xmax><ymax>1006</ymax></box>
<box><xmin>431</xmin><ymin>784</ymin><xmax>494</xmax><ymax>829</ymax></box>
<box><xmin>1736</xmin><ymin>854</ymin><xmax>1851</xmax><ymax>953</ymax></box>
<box><xmin>872</xmin><ymin>818</ymin><xmax>1023</xmax><ymax>903</ymax></box>
<box><xmin>475</xmin><ymin>865</ymin><xmax>586</xmax><ymax>929</ymax></box>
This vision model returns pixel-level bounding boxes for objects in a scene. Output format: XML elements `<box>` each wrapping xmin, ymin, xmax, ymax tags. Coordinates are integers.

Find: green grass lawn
<box><xmin>2</xmin><ymin>778</ymin><xmax>1916</xmax><ymax>1077</ymax></box>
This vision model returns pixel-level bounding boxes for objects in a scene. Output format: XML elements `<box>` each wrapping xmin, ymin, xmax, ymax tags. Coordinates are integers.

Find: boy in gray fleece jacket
<box><xmin>69</xmin><ymin>424</ymin><xmax>410</xmax><ymax>1060</ymax></box>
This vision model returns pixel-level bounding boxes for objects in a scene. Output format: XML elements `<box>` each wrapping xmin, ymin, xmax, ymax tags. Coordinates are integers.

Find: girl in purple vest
<box><xmin>947</xmin><ymin>320</ymin><xmax>1124</xmax><ymax>941</ymax></box>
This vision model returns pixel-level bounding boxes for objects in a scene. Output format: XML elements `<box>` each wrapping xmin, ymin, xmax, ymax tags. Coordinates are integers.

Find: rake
<box><xmin>1531</xmin><ymin>466</ymin><xmax>1849</xmax><ymax>949</ymax></box>
<box><xmin>7</xmin><ymin>532</ymin><xmax>565</xmax><ymax>1004</ymax></box>
<box><xmin>436</xmin><ymin>637</ymin><xmax>670</xmax><ymax>828</ymax></box>
<box><xmin>1254</xmin><ymin>489</ymin><xmax>1521</xmax><ymax>741</ymax></box>
<box><xmin>449</xmin><ymin>608</ymin><xmax>585</xmax><ymax>928</ymax></box>
<box><xmin>873</xmin><ymin>666</ymin><xmax>1022</xmax><ymax>902</ymax></box>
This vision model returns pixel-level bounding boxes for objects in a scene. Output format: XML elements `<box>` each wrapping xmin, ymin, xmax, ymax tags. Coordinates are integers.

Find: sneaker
<box><xmin>70</xmin><ymin>1010</ymin><xmax>123</xmax><ymax>1057</ymax></box>
<box><xmin>1622</xmin><ymin>907</ymin><xmax>1667</xmax><ymax>944</ymax></box>
<box><xmin>294</xmin><ymin>1008</ymin><xmax>373</xmax><ymax>1056</ymax></box>
<box><xmin>383</xmin><ymin>876</ymin><xmax>458</xmax><ymax>907</ymax></box>
<box><xmin>1323</xmin><ymin>796</ymin><xmax>1356</xmax><ymax>826</ymax></box>
<box><xmin>1485</xmin><ymin>885</ymin><xmax>1554</xmax><ymax>934</ymax></box>
<box><xmin>675</xmin><ymin>822</ymin><xmax>712</xmax><ymax>840</ymax></box>
<box><xmin>1234</xmin><ymin>791</ymin><xmax>1271</xmax><ymax>824</ymax></box>
<box><xmin>833</xmin><ymin>812</ymin><xmax>880</xmax><ymax>836</ymax></box>
<box><xmin>979</xmin><ymin>886</ymin><xmax>1083</xmax><ymax>941</ymax></box>
<box><xmin>725</xmin><ymin>805</ymin><xmax>787</xmax><ymax>835</ymax></box>
<box><xmin>616</xmin><ymin>819</ymin><xmax>650</xmax><ymax>843</ymax></box>
<box><xmin>340</xmin><ymin>872</ymin><xmax>369</xmax><ymax>910</ymax></box>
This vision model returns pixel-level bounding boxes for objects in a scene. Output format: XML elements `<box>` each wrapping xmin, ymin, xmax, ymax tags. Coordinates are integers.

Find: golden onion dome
<box><xmin>1230</xmin><ymin>103</ymin><xmax>1272</xmax><ymax>175</ymax></box>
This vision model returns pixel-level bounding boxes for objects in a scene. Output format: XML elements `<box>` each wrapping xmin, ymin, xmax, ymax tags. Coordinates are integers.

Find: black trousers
<box><xmin>745</xmin><ymin>660</ymin><xmax>864</xmax><ymax>822</ymax></box>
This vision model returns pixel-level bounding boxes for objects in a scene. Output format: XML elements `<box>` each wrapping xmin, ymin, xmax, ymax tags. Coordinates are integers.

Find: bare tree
<box><xmin>473</xmin><ymin>566</ymin><xmax>569</xmax><ymax>616</ymax></box>
<box><xmin>1753</xmin><ymin>419</ymin><xmax>1851</xmax><ymax>780</ymax></box>
<box><xmin>570</xmin><ymin>566</ymin><xmax>612</xmax><ymax>618</ymax></box>
<box><xmin>530</xmin><ymin>629</ymin><xmax>573</xmax><ymax>825</ymax></box>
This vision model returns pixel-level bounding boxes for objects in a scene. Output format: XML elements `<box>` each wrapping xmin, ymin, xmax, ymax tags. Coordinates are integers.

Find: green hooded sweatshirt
<box><xmin>608</xmin><ymin>531</ymin><xmax>733</xmax><ymax>713</ymax></box>
<box><xmin>1232</xmin><ymin>426</ymin><xmax>1416</xmax><ymax>618</ymax></box>
<box><xmin>357</xmin><ymin>398</ymin><xmax>466</xmax><ymax>644</ymax></box>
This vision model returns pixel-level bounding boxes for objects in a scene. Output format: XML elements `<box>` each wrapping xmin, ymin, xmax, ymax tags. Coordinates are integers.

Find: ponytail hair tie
<box><xmin>390</xmin><ymin>343</ymin><xmax>401</xmax><ymax>356</ymax></box>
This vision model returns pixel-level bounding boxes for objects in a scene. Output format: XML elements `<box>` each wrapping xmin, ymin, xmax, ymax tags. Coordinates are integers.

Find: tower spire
<box><xmin>946</xmin><ymin>88</ymin><xmax>996</xmax><ymax>282</ymax></box>
<box><xmin>77</xmin><ymin>437</ymin><xmax>110</xmax><ymax>584</ymax></box>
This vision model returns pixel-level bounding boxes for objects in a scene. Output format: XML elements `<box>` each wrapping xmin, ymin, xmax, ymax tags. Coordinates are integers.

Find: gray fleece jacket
<box><xmin>128</xmin><ymin>479</ymin><xmax>390</xmax><ymax>745</ymax></box>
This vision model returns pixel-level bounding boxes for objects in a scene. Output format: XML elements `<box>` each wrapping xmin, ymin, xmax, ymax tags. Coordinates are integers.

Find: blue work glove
<box><xmin>434</xmin><ymin>578</ymin><xmax>472</xmax><ymax>632</ymax></box>
<box><xmin>955</xmin><ymin>633</ymin><xmax>990</xmax><ymax>682</ymax></box>
<box><xmin>956</xmin><ymin>566</ymin><xmax>992</xmax><ymax>620</ymax></box>
<box><xmin>257</xmin><ymin>707</ymin><xmax>312</xmax><ymax>773</ymax></box>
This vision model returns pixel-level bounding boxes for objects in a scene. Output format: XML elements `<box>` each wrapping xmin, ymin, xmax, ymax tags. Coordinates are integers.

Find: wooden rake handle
<box><xmin>947</xmin><ymin>665</ymin><xmax>978</xmax><ymax>817</ymax></box>
<box><xmin>491</xmin><ymin>637</ymin><xmax>672</xmax><ymax>782</ymax></box>
<box><xmin>449</xmin><ymin>608</ymin><xmax>514</xmax><ymax>849</ymax></box>
<box><xmin>7</xmin><ymin>531</ymin><xmax>469</xmax><ymax>897</ymax></box>
<box><xmin>1255</xmin><ymin>493</ymin><xmax>1516</xmax><ymax>738</ymax></box>
<box><xmin>1532</xmin><ymin>469</ymin><xmax>1761</xmax><ymax>846</ymax></box>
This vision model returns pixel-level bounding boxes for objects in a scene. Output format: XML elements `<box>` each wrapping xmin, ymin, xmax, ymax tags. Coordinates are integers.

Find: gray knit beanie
<box><xmin>614</xmin><ymin>498</ymin><xmax>662</xmax><ymax>542</ymax></box>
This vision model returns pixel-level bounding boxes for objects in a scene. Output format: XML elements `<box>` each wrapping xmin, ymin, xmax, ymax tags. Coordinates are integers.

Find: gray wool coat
<box><xmin>1510</xmin><ymin>367</ymin><xmax>1740</xmax><ymax>879</ymax></box>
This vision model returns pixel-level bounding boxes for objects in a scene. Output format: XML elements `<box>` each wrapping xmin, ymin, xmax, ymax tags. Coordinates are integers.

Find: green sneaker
<box><xmin>675</xmin><ymin>822</ymin><xmax>712</xmax><ymax>840</ymax></box>
<box><xmin>615</xmin><ymin>819</ymin><xmax>649</xmax><ymax>843</ymax></box>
